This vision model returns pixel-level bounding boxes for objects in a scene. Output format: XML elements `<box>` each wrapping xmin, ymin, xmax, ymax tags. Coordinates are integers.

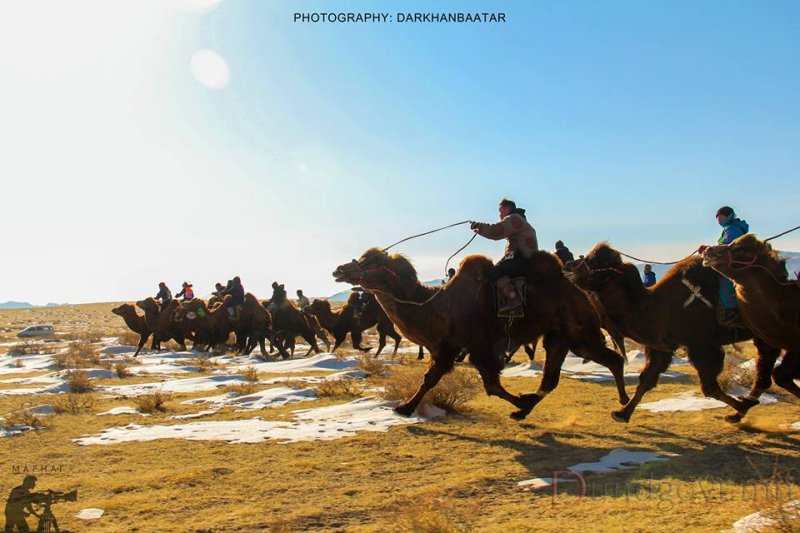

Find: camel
<box><xmin>564</xmin><ymin>242</ymin><xmax>781</xmax><ymax>423</ymax></box>
<box><xmin>333</xmin><ymin>248</ymin><xmax>629</xmax><ymax>419</ymax></box>
<box><xmin>356</xmin><ymin>292</ymin><xmax>405</xmax><ymax>357</ymax></box>
<box><xmin>703</xmin><ymin>234</ymin><xmax>800</xmax><ymax>399</ymax></box>
<box><xmin>111</xmin><ymin>303</ymin><xmax>156</xmax><ymax>357</ymax></box>
<box><xmin>135</xmin><ymin>298</ymin><xmax>187</xmax><ymax>351</ymax></box>
<box><xmin>265</xmin><ymin>299</ymin><xmax>321</xmax><ymax>358</ymax></box>
<box><xmin>183</xmin><ymin>298</ymin><xmax>233</xmax><ymax>351</ymax></box>
<box><xmin>306</xmin><ymin>298</ymin><xmax>369</xmax><ymax>353</ymax></box>
<box><xmin>236</xmin><ymin>293</ymin><xmax>289</xmax><ymax>358</ymax></box>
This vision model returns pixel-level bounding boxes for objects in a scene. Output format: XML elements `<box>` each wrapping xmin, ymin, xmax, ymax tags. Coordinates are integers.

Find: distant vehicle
<box><xmin>16</xmin><ymin>325</ymin><xmax>55</xmax><ymax>338</ymax></box>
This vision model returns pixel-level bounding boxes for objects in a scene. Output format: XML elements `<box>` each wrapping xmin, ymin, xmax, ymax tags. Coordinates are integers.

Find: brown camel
<box><xmin>111</xmin><ymin>303</ymin><xmax>156</xmax><ymax>357</ymax></box>
<box><xmin>355</xmin><ymin>292</ymin><xmax>404</xmax><ymax>357</ymax></box>
<box><xmin>237</xmin><ymin>293</ymin><xmax>289</xmax><ymax>358</ymax></box>
<box><xmin>135</xmin><ymin>298</ymin><xmax>187</xmax><ymax>351</ymax></box>
<box><xmin>264</xmin><ymin>299</ymin><xmax>321</xmax><ymax>358</ymax></box>
<box><xmin>565</xmin><ymin>242</ymin><xmax>781</xmax><ymax>423</ymax></box>
<box><xmin>704</xmin><ymin>234</ymin><xmax>800</xmax><ymax>399</ymax></box>
<box><xmin>306</xmin><ymin>298</ymin><xmax>366</xmax><ymax>353</ymax></box>
<box><xmin>333</xmin><ymin>248</ymin><xmax>629</xmax><ymax>419</ymax></box>
<box><xmin>183</xmin><ymin>298</ymin><xmax>232</xmax><ymax>351</ymax></box>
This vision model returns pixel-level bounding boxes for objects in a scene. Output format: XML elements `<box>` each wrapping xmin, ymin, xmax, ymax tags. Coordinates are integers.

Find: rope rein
<box><xmin>381</xmin><ymin>220</ymin><xmax>471</xmax><ymax>252</ymax></box>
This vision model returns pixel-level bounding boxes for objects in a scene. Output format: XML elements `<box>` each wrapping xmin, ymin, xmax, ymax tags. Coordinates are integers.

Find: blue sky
<box><xmin>1</xmin><ymin>0</ymin><xmax>798</xmax><ymax>304</ymax></box>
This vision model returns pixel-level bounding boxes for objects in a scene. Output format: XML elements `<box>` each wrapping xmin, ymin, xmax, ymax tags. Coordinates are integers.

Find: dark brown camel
<box><xmin>111</xmin><ymin>303</ymin><xmax>156</xmax><ymax>357</ymax></box>
<box><xmin>704</xmin><ymin>234</ymin><xmax>800</xmax><ymax>400</ymax></box>
<box><xmin>565</xmin><ymin>242</ymin><xmax>781</xmax><ymax>423</ymax></box>
<box><xmin>333</xmin><ymin>248</ymin><xmax>629</xmax><ymax>419</ymax></box>
<box><xmin>264</xmin><ymin>300</ymin><xmax>321</xmax><ymax>358</ymax></box>
<box><xmin>306</xmin><ymin>298</ymin><xmax>369</xmax><ymax>353</ymax></box>
<box><xmin>355</xmin><ymin>292</ymin><xmax>405</xmax><ymax>357</ymax></box>
<box><xmin>135</xmin><ymin>298</ymin><xmax>187</xmax><ymax>351</ymax></box>
<box><xmin>183</xmin><ymin>298</ymin><xmax>232</xmax><ymax>351</ymax></box>
<box><xmin>237</xmin><ymin>293</ymin><xmax>289</xmax><ymax>358</ymax></box>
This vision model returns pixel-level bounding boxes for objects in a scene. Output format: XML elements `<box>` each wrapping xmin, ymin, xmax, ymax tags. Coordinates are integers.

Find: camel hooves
<box><xmin>620</xmin><ymin>395</ymin><xmax>631</xmax><ymax>406</ymax></box>
<box><xmin>611</xmin><ymin>410</ymin><xmax>631</xmax><ymax>423</ymax></box>
<box><xmin>737</xmin><ymin>396</ymin><xmax>760</xmax><ymax>409</ymax></box>
<box><xmin>394</xmin><ymin>404</ymin><xmax>416</xmax><ymax>417</ymax></box>
<box><xmin>724</xmin><ymin>413</ymin><xmax>745</xmax><ymax>424</ymax></box>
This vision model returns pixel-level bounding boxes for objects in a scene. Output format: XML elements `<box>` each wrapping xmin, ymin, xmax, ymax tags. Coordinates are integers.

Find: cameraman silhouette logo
<box><xmin>4</xmin><ymin>475</ymin><xmax>38</xmax><ymax>533</ymax></box>
<box><xmin>4</xmin><ymin>476</ymin><xmax>76</xmax><ymax>533</ymax></box>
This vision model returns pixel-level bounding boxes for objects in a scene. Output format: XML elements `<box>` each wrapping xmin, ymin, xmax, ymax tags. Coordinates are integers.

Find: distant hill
<box><xmin>327</xmin><ymin>279</ymin><xmax>446</xmax><ymax>302</ymax></box>
<box><xmin>0</xmin><ymin>301</ymin><xmax>34</xmax><ymax>310</ymax></box>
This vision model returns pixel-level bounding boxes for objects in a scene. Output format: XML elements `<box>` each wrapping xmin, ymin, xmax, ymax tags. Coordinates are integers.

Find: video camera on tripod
<box><xmin>31</xmin><ymin>488</ymin><xmax>77</xmax><ymax>533</ymax></box>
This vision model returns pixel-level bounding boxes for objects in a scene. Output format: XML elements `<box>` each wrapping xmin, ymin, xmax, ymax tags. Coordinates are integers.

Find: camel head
<box><xmin>136</xmin><ymin>297</ymin><xmax>160</xmax><ymax>314</ymax></box>
<box><xmin>563</xmin><ymin>242</ymin><xmax>625</xmax><ymax>289</ymax></box>
<box><xmin>333</xmin><ymin>247</ymin><xmax>418</xmax><ymax>293</ymax></box>
<box><xmin>111</xmin><ymin>303</ymin><xmax>136</xmax><ymax>317</ymax></box>
<box><xmin>703</xmin><ymin>234</ymin><xmax>788</xmax><ymax>281</ymax></box>
<box><xmin>306</xmin><ymin>299</ymin><xmax>330</xmax><ymax>316</ymax></box>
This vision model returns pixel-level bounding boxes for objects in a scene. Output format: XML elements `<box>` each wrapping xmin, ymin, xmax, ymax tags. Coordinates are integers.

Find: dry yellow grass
<box><xmin>0</xmin><ymin>303</ymin><xmax>798</xmax><ymax>532</ymax></box>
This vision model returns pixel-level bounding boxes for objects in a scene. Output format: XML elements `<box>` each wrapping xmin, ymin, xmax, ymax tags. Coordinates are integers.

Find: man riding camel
<box><xmin>218</xmin><ymin>276</ymin><xmax>245</xmax><ymax>320</ymax></box>
<box><xmin>155</xmin><ymin>282</ymin><xmax>172</xmax><ymax>307</ymax></box>
<box><xmin>471</xmin><ymin>198</ymin><xmax>538</xmax><ymax>313</ymax></box>
<box><xmin>175</xmin><ymin>282</ymin><xmax>194</xmax><ymax>302</ymax></box>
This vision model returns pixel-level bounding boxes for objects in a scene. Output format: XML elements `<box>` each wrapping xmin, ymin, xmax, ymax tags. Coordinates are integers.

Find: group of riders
<box><xmin>152</xmin><ymin>277</ymin><xmax>372</xmax><ymax>323</ymax></box>
<box><xmin>469</xmin><ymin>198</ymin><xmax>749</xmax><ymax>327</ymax></box>
<box><xmin>149</xmin><ymin>198</ymin><xmax>749</xmax><ymax>332</ymax></box>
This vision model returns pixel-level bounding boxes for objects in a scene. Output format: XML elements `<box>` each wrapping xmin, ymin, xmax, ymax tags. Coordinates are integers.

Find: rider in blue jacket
<box><xmin>715</xmin><ymin>206</ymin><xmax>749</xmax><ymax>326</ymax></box>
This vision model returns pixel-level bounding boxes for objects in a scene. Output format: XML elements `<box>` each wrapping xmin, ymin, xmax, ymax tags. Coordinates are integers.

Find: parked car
<box><xmin>16</xmin><ymin>325</ymin><xmax>55</xmax><ymax>338</ymax></box>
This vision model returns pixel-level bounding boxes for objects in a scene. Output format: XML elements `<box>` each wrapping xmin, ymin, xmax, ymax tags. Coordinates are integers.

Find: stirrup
<box><xmin>498</xmin><ymin>299</ymin><xmax>523</xmax><ymax>314</ymax></box>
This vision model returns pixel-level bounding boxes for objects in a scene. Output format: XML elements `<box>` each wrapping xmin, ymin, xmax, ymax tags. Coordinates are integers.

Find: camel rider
<box><xmin>219</xmin><ymin>276</ymin><xmax>245</xmax><ymax>320</ymax></box>
<box><xmin>296</xmin><ymin>289</ymin><xmax>310</xmax><ymax>311</ymax></box>
<box><xmin>212</xmin><ymin>282</ymin><xmax>225</xmax><ymax>295</ymax></box>
<box><xmin>471</xmin><ymin>198</ymin><xmax>539</xmax><ymax>313</ymax></box>
<box><xmin>351</xmin><ymin>290</ymin><xmax>366</xmax><ymax>319</ymax></box>
<box><xmin>716</xmin><ymin>206</ymin><xmax>749</xmax><ymax>326</ymax></box>
<box><xmin>554</xmin><ymin>240</ymin><xmax>575</xmax><ymax>264</ymax></box>
<box><xmin>155</xmin><ymin>282</ymin><xmax>172</xmax><ymax>307</ymax></box>
<box><xmin>699</xmin><ymin>206</ymin><xmax>749</xmax><ymax>327</ymax></box>
<box><xmin>175</xmin><ymin>282</ymin><xmax>194</xmax><ymax>301</ymax></box>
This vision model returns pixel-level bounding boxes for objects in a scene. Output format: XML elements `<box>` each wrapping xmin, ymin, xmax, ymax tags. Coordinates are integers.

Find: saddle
<box><xmin>495</xmin><ymin>277</ymin><xmax>527</xmax><ymax>319</ymax></box>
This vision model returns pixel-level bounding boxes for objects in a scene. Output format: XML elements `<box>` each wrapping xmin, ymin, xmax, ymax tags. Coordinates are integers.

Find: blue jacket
<box><xmin>718</xmin><ymin>217</ymin><xmax>749</xmax><ymax>245</ymax></box>
<box><xmin>643</xmin><ymin>271</ymin><xmax>656</xmax><ymax>288</ymax></box>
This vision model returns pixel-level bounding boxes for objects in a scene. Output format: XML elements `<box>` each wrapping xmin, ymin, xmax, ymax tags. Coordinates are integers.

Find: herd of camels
<box><xmin>113</xmin><ymin>233</ymin><xmax>799</xmax><ymax>424</ymax></box>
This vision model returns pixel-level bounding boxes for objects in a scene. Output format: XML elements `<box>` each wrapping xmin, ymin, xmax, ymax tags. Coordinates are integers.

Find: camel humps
<box><xmin>704</xmin><ymin>234</ymin><xmax>800</xmax><ymax>401</ymax></box>
<box><xmin>333</xmin><ymin>248</ymin><xmax>629</xmax><ymax>420</ymax></box>
<box><xmin>566</xmin><ymin>242</ymin><xmax>781</xmax><ymax>423</ymax></box>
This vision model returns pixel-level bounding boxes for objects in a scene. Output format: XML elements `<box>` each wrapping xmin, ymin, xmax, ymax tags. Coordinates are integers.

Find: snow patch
<box><xmin>74</xmin><ymin>397</ymin><xmax>444</xmax><ymax>446</ymax></box>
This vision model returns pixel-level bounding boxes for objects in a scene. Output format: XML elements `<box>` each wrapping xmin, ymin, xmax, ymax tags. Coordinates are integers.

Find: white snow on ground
<box><xmin>568</xmin><ymin>448</ymin><xmax>676</xmax><ymax>473</ymax></box>
<box><xmin>560</xmin><ymin>353</ymin><xmax>686</xmax><ymax>383</ymax></box>
<box><xmin>125</xmin><ymin>363</ymin><xmax>201</xmax><ymax>375</ymax></box>
<box><xmin>75</xmin><ymin>508</ymin><xmax>104</xmax><ymax>520</ymax></box>
<box><xmin>725</xmin><ymin>500</ymin><xmax>800</xmax><ymax>532</ymax></box>
<box><xmin>640</xmin><ymin>386</ymin><xmax>778</xmax><ymax>413</ymax></box>
<box><xmin>97</xmin><ymin>406</ymin><xmax>149</xmax><ymax>416</ymax></box>
<box><xmin>172</xmin><ymin>386</ymin><xmax>318</xmax><ymax>420</ymax></box>
<box><xmin>0</xmin><ymin>355</ymin><xmax>56</xmax><ymax>374</ymax></box>
<box><xmin>791</xmin><ymin>421</ymin><xmax>800</xmax><ymax>430</ymax></box>
<box><xmin>517</xmin><ymin>448</ymin><xmax>678</xmax><ymax>489</ymax></box>
<box><xmin>73</xmin><ymin>397</ymin><xmax>445</xmax><ymax>446</ymax></box>
<box><xmin>99</xmin><ymin>375</ymin><xmax>250</xmax><ymax>397</ymax></box>
<box><xmin>1</xmin><ymin>424</ymin><xmax>36</xmax><ymax>437</ymax></box>
<box><xmin>224</xmin><ymin>352</ymin><xmax>359</xmax><ymax>374</ymax></box>
<box><xmin>100</xmin><ymin>345</ymin><xmax>137</xmax><ymax>354</ymax></box>
<box><xmin>502</xmin><ymin>362</ymin><xmax>542</xmax><ymax>378</ymax></box>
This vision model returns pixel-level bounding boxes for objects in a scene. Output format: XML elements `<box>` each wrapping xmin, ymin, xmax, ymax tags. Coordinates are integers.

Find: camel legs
<box><xmin>417</xmin><ymin>346</ymin><xmax>425</xmax><ymax>360</ymax></box>
<box><xmin>350</xmin><ymin>330</ymin><xmax>371</xmax><ymax>352</ymax></box>
<box><xmin>571</xmin><ymin>344</ymin><xmax>630</xmax><ymax>405</ymax></box>
<box><xmin>612</xmin><ymin>348</ymin><xmax>672</xmax><ymax>423</ymax></box>
<box><xmin>524</xmin><ymin>341</ymin><xmax>537</xmax><ymax>362</ymax></box>
<box><xmin>472</xmin><ymin>353</ymin><xmax>538</xmax><ymax>420</ymax></box>
<box><xmin>609</xmin><ymin>330</ymin><xmax>627</xmax><ymax>362</ymax></box>
<box><xmin>686</xmin><ymin>345</ymin><xmax>751</xmax><ymax>423</ymax></box>
<box><xmin>773</xmin><ymin>351</ymin><xmax>800</xmax><ymax>400</ymax></box>
<box><xmin>134</xmin><ymin>333</ymin><xmax>150</xmax><ymax>357</ymax></box>
<box><xmin>395</xmin><ymin>349</ymin><xmax>457</xmax><ymax>416</ymax></box>
<box><xmin>374</xmin><ymin>327</ymin><xmax>401</xmax><ymax>358</ymax></box>
<box><xmin>739</xmin><ymin>337</ymin><xmax>783</xmax><ymax>409</ymax></box>
<box><xmin>512</xmin><ymin>331</ymin><xmax>571</xmax><ymax>417</ymax></box>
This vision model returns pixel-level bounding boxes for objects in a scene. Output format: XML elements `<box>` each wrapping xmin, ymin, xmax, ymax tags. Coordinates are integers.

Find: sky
<box><xmin>1</xmin><ymin>0</ymin><xmax>798</xmax><ymax>304</ymax></box>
